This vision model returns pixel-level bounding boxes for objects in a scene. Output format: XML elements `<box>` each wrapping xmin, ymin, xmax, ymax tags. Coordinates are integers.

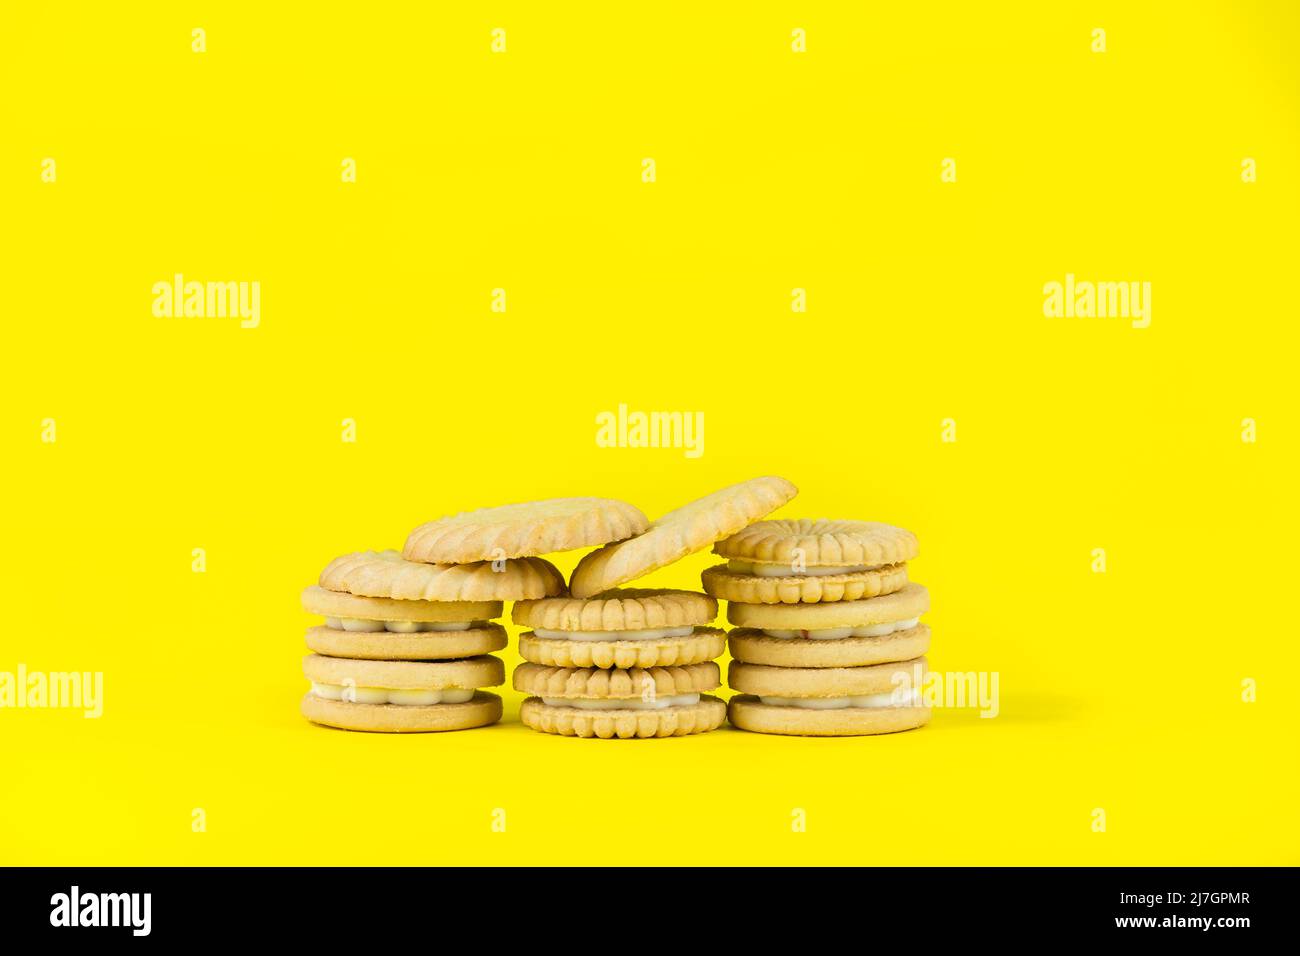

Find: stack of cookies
<box><xmin>703</xmin><ymin>519</ymin><xmax>932</xmax><ymax>736</ymax></box>
<box><xmin>512</xmin><ymin>476</ymin><xmax>799</xmax><ymax>739</ymax></box>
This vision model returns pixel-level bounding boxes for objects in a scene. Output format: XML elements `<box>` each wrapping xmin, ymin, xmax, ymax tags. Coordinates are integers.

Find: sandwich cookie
<box><xmin>404</xmin><ymin>496</ymin><xmax>648</xmax><ymax>564</ymax></box>
<box><xmin>569</xmin><ymin>476</ymin><xmax>798</xmax><ymax>599</ymax></box>
<box><xmin>301</xmin><ymin>654</ymin><xmax>505</xmax><ymax>733</ymax></box>
<box><xmin>319</xmin><ymin>549</ymin><xmax>566</xmax><ymax>602</ymax></box>
<box><xmin>513</xmin><ymin>589</ymin><xmax>724</xmax><ymax>668</ymax></box>
<box><xmin>704</xmin><ymin>519</ymin><xmax>918</xmax><ymax>604</ymax></box>
<box><xmin>728</xmin><ymin>658</ymin><xmax>930</xmax><ymax>736</ymax></box>
<box><xmin>515</xmin><ymin>662</ymin><xmax>726</xmax><ymax>739</ymax></box>
<box><xmin>301</xmin><ymin>585</ymin><xmax>507</xmax><ymax>661</ymax></box>
<box><xmin>726</xmin><ymin>583</ymin><xmax>930</xmax><ymax>668</ymax></box>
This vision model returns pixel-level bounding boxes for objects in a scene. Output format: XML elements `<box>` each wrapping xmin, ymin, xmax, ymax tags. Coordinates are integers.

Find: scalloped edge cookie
<box><xmin>301</xmin><ymin>585</ymin><xmax>501</xmax><ymax>622</ymax></box>
<box><xmin>302</xmin><ymin>691</ymin><xmax>502</xmax><ymax>733</ymax></box>
<box><xmin>519</xmin><ymin>695</ymin><xmax>726</xmax><ymax>739</ymax></box>
<box><xmin>568</xmin><ymin>476</ymin><xmax>797</xmax><ymax>599</ymax></box>
<box><xmin>403</xmin><ymin>497</ymin><xmax>648</xmax><ymax>563</ymax></box>
<box><xmin>513</xmin><ymin>661</ymin><xmax>720</xmax><ymax>699</ymax></box>
<box><xmin>517</xmin><ymin>627</ymin><xmax>725</xmax><ymax>669</ymax></box>
<box><xmin>319</xmin><ymin>550</ymin><xmax>565</xmax><ymax>602</ymax></box>
<box><xmin>727</xmin><ymin>583</ymin><xmax>928</xmax><ymax>629</ymax></box>
<box><xmin>728</xmin><ymin>657</ymin><xmax>926</xmax><ymax>698</ymax></box>
<box><xmin>701</xmin><ymin>563</ymin><xmax>908</xmax><ymax>605</ymax></box>
<box><xmin>728</xmin><ymin>696</ymin><xmax>929</xmax><ymax>736</ymax></box>
<box><xmin>304</xmin><ymin>623</ymin><xmax>508</xmax><ymax>661</ymax></box>
<box><xmin>303</xmin><ymin>653</ymin><xmax>504</xmax><ymax>690</ymax></box>
<box><xmin>512</xmin><ymin>589</ymin><xmax>716</xmax><ymax>631</ymax></box>
<box><xmin>715</xmin><ymin>519</ymin><xmax>919</xmax><ymax>567</ymax></box>
<box><xmin>727</xmin><ymin>625</ymin><xmax>930</xmax><ymax>668</ymax></box>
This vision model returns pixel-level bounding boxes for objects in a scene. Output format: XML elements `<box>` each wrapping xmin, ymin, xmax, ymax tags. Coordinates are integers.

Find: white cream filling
<box><xmin>762</xmin><ymin>617</ymin><xmax>920</xmax><ymax>640</ymax></box>
<box><xmin>540</xmin><ymin>692</ymin><xmax>701</xmax><ymax>711</ymax></box>
<box><xmin>758</xmin><ymin>689</ymin><xmax>922</xmax><ymax>710</ymax></box>
<box><xmin>727</xmin><ymin>560</ymin><xmax>879</xmax><ymax>577</ymax></box>
<box><xmin>310</xmin><ymin>683</ymin><xmax>476</xmax><ymax>705</ymax></box>
<box><xmin>324</xmin><ymin>617</ymin><xmax>480</xmax><ymax>633</ymax></box>
<box><xmin>531</xmin><ymin>625</ymin><xmax>696</xmax><ymax>643</ymax></box>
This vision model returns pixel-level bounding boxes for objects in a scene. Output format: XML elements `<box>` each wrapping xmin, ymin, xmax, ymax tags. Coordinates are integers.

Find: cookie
<box><xmin>701</xmin><ymin>563</ymin><xmax>908</xmax><ymax>605</ymax></box>
<box><xmin>319</xmin><ymin>549</ymin><xmax>565</xmax><ymax>601</ymax></box>
<box><xmin>301</xmin><ymin>654</ymin><xmax>505</xmax><ymax>733</ymax></box>
<box><xmin>519</xmin><ymin>695</ymin><xmax>726</xmax><ymax>739</ymax></box>
<box><xmin>728</xmin><ymin>624</ymin><xmax>930</xmax><ymax>668</ymax></box>
<box><xmin>302</xmin><ymin>692</ymin><xmax>503</xmax><ymax>733</ymax></box>
<box><xmin>568</xmin><ymin>476</ymin><xmax>798</xmax><ymax>598</ymax></box>
<box><xmin>726</xmin><ymin>582</ymin><xmax>928</xmax><ymax>632</ymax></box>
<box><xmin>301</xmin><ymin>585</ymin><xmax>502</xmax><ymax>624</ymax></box>
<box><xmin>715</xmin><ymin>518</ymin><xmax>919</xmax><ymax>568</ymax></box>
<box><xmin>305</xmin><ymin>623</ymin><xmax>508</xmax><ymax>661</ymax></box>
<box><xmin>403</xmin><ymin>497</ymin><xmax>648</xmax><ymax>564</ymax></box>
<box><xmin>513</xmin><ymin>661</ymin><xmax>719</xmax><ymax>699</ymax></box>
<box><xmin>727</xmin><ymin>657</ymin><xmax>929</xmax><ymax>737</ymax></box>
<box><xmin>512</xmin><ymin>589</ymin><xmax>716</xmax><ymax>631</ymax></box>
<box><xmin>517</xmin><ymin>628</ymin><xmax>726</xmax><ymax>669</ymax></box>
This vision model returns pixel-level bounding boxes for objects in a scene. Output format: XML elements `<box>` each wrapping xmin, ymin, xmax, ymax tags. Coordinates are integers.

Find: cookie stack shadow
<box><xmin>703</xmin><ymin>519</ymin><xmax>932</xmax><ymax>736</ymax></box>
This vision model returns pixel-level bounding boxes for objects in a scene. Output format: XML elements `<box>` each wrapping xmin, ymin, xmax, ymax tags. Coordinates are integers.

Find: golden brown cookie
<box><xmin>319</xmin><ymin>549</ymin><xmax>565</xmax><ymax>601</ymax></box>
<box><xmin>517</xmin><ymin>627</ymin><xmax>726</xmax><ymax>669</ymax></box>
<box><xmin>701</xmin><ymin>563</ymin><xmax>908</xmax><ymax>604</ymax></box>
<box><xmin>303</xmin><ymin>654</ymin><xmax>504</xmax><ymax>690</ymax></box>
<box><xmin>519</xmin><ymin>695</ymin><xmax>726</xmax><ymax>739</ymax></box>
<box><xmin>302</xmin><ymin>691</ymin><xmax>503</xmax><ymax>733</ymax></box>
<box><xmin>512</xmin><ymin>589</ymin><xmax>716</xmax><ymax>631</ymax></box>
<box><xmin>301</xmin><ymin>585</ymin><xmax>501</xmax><ymax>623</ymax></box>
<box><xmin>568</xmin><ymin>477</ymin><xmax>797</xmax><ymax>598</ymax></box>
<box><xmin>304</xmin><ymin>623</ymin><xmax>508</xmax><ymax>661</ymax></box>
<box><xmin>403</xmin><ymin>497</ymin><xmax>648</xmax><ymax>563</ymax></box>
<box><xmin>728</xmin><ymin>696</ymin><xmax>929</xmax><ymax>736</ymax></box>
<box><xmin>727</xmin><ymin>583</ymin><xmax>928</xmax><ymax>629</ymax></box>
<box><xmin>727</xmin><ymin>657</ymin><xmax>925</xmax><ymax>698</ymax></box>
<box><xmin>513</xmin><ymin>661</ymin><xmax>719</xmax><ymax>699</ymax></box>
<box><xmin>715</xmin><ymin>518</ymin><xmax>919</xmax><ymax>567</ymax></box>
<box><xmin>727</xmin><ymin>624</ymin><xmax>930</xmax><ymax>668</ymax></box>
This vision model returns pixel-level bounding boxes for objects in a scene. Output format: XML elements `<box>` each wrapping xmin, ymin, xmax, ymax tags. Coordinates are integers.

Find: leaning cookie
<box><xmin>568</xmin><ymin>476</ymin><xmax>797</xmax><ymax>599</ymax></box>
<box><xmin>514</xmin><ymin>662</ymin><xmax>725</xmax><ymax>739</ymax></box>
<box><xmin>404</xmin><ymin>496</ymin><xmax>648</xmax><ymax>564</ymax></box>
<box><xmin>301</xmin><ymin>654</ymin><xmax>504</xmax><ymax>733</ymax></box>
<box><xmin>319</xmin><ymin>549</ymin><xmax>565</xmax><ymax>602</ymax></box>
<box><xmin>727</xmin><ymin>658</ymin><xmax>929</xmax><ymax>737</ymax></box>
<box><xmin>301</xmin><ymin>585</ymin><xmax>507</xmax><ymax>660</ymax></box>
<box><xmin>513</xmin><ymin>589</ymin><xmax>724</xmax><ymax>668</ymax></box>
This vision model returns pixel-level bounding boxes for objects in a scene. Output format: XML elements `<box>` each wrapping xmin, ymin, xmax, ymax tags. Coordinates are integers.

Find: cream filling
<box><xmin>762</xmin><ymin>617</ymin><xmax>919</xmax><ymax>640</ymax></box>
<box><xmin>758</xmin><ymin>689</ymin><xmax>922</xmax><ymax>710</ymax></box>
<box><xmin>540</xmin><ymin>692</ymin><xmax>701</xmax><ymax>711</ymax></box>
<box><xmin>324</xmin><ymin>617</ymin><xmax>481</xmax><ymax>633</ymax></box>
<box><xmin>727</xmin><ymin>559</ymin><xmax>880</xmax><ymax>577</ymax></box>
<box><xmin>310</xmin><ymin>683</ymin><xmax>476</xmax><ymax>705</ymax></box>
<box><xmin>531</xmin><ymin>625</ymin><xmax>696</xmax><ymax>643</ymax></box>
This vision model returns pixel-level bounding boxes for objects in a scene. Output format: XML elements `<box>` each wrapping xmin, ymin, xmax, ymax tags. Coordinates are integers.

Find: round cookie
<box><xmin>701</xmin><ymin>563</ymin><xmax>908</xmax><ymax>605</ymax></box>
<box><xmin>727</xmin><ymin>658</ymin><xmax>926</xmax><ymax>698</ymax></box>
<box><xmin>568</xmin><ymin>476</ymin><xmax>797</xmax><ymax>599</ymax></box>
<box><xmin>301</xmin><ymin>585</ymin><xmax>501</xmax><ymax>623</ymax></box>
<box><xmin>403</xmin><ymin>497</ymin><xmax>648</xmax><ymax>564</ymax></box>
<box><xmin>728</xmin><ymin>696</ymin><xmax>929</xmax><ymax>737</ymax></box>
<box><xmin>727</xmin><ymin>583</ymin><xmax>928</xmax><ymax>629</ymax></box>
<box><xmin>520</xmin><ymin>695</ymin><xmax>726</xmax><ymax>739</ymax></box>
<box><xmin>518</xmin><ymin>627</ymin><xmax>726</xmax><ymax>669</ymax></box>
<box><xmin>715</xmin><ymin>518</ymin><xmax>919</xmax><ymax>567</ymax></box>
<box><xmin>305</xmin><ymin>623</ymin><xmax>508</xmax><ymax>661</ymax></box>
<box><xmin>302</xmin><ymin>691</ymin><xmax>503</xmax><ymax>733</ymax></box>
<box><xmin>513</xmin><ymin>661</ymin><xmax>719</xmax><ymax>700</ymax></box>
<box><xmin>303</xmin><ymin>653</ymin><xmax>504</xmax><ymax>690</ymax></box>
<box><xmin>319</xmin><ymin>549</ymin><xmax>565</xmax><ymax>602</ymax></box>
<box><xmin>513</xmin><ymin>589</ymin><xmax>716</xmax><ymax>631</ymax></box>
<box><xmin>728</xmin><ymin>624</ymin><xmax>930</xmax><ymax>668</ymax></box>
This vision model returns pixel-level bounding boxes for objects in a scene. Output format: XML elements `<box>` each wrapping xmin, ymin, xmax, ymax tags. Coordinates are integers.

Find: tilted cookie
<box><xmin>728</xmin><ymin>624</ymin><xmax>930</xmax><ymax>668</ymax></box>
<box><xmin>727</xmin><ymin>582</ymin><xmax>928</xmax><ymax>634</ymax></box>
<box><xmin>702</xmin><ymin>563</ymin><xmax>908</xmax><ymax>605</ymax></box>
<box><xmin>519</xmin><ymin>696</ymin><xmax>726</xmax><ymax>739</ymax></box>
<box><xmin>301</xmin><ymin>654</ymin><xmax>505</xmax><ymax>733</ymax></box>
<box><xmin>320</xmin><ymin>549</ymin><xmax>565</xmax><ymax>601</ymax></box>
<box><xmin>568</xmin><ymin>476</ymin><xmax>798</xmax><ymax>598</ymax></box>
<box><xmin>403</xmin><ymin>497</ymin><xmax>648</xmax><ymax>564</ymax></box>
<box><xmin>301</xmin><ymin>585</ymin><xmax>502</xmax><ymax>623</ymax></box>
<box><xmin>727</xmin><ymin>657</ymin><xmax>929</xmax><ymax>737</ymax></box>
<box><xmin>715</xmin><ymin>518</ymin><xmax>919</xmax><ymax>568</ymax></box>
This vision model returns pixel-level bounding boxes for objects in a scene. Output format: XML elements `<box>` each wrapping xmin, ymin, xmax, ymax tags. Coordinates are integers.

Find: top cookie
<box><xmin>568</xmin><ymin>476</ymin><xmax>798</xmax><ymax>599</ymax></box>
<box><xmin>320</xmin><ymin>550</ymin><xmax>566</xmax><ymax>602</ymax></box>
<box><xmin>404</xmin><ymin>497</ymin><xmax>648</xmax><ymax>564</ymax></box>
<box><xmin>512</xmin><ymin>589</ymin><xmax>716</xmax><ymax>631</ymax></box>
<box><xmin>715</xmin><ymin>519</ymin><xmax>919</xmax><ymax>568</ymax></box>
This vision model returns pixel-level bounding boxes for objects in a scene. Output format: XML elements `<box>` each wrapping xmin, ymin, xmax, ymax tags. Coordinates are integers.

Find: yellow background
<box><xmin>2</xmin><ymin>3</ymin><xmax>1297</xmax><ymax>865</ymax></box>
